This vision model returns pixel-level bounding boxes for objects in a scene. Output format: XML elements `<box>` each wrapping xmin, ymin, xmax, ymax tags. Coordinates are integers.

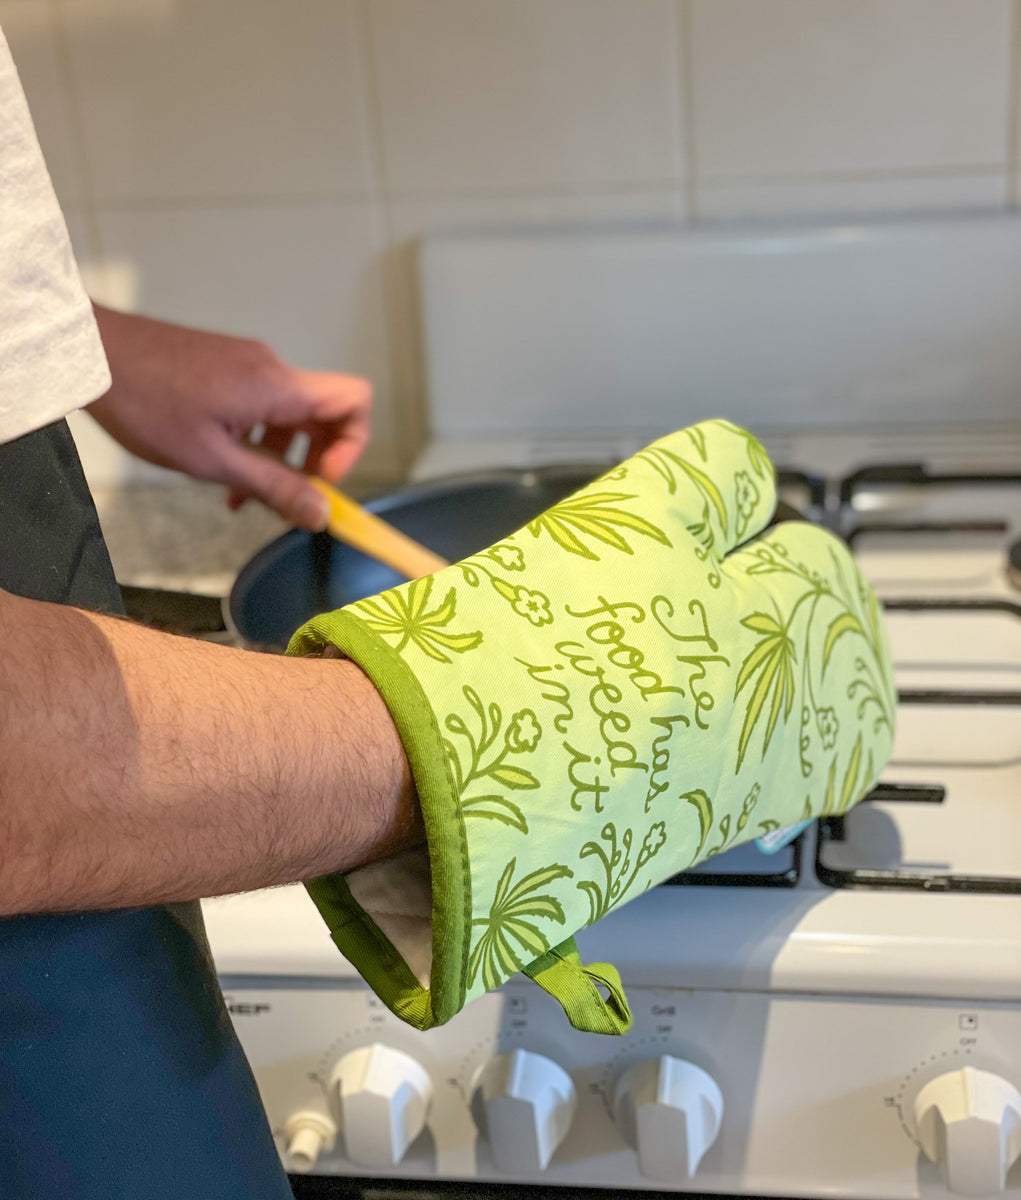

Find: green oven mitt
<box><xmin>288</xmin><ymin>419</ymin><xmax>895</xmax><ymax>1035</ymax></box>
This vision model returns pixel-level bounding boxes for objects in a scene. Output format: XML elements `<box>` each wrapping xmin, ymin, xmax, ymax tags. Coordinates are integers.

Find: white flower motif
<box><xmin>735</xmin><ymin>469</ymin><xmax>760</xmax><ymax>523</ymax></box>
<box><xmin>489</xmin><ymin>544</ymin><xmax>525</xmax><ymax>571</ymax></box>
<box><xmin>642</xmin><ymin>821</ymin><xmax>667</xmax><ymax>859</ymax></box>
<box><xmin>817</xmin><ymin>707</ymin><xmax>840</xmax><ymax>750</ymax></box>
<box><xmin>511</xmin><ymin>586</ymin><xmax>553</xmax><ymax>626</ymax></box>
<box><xmin>506</xmin><ymin>710</ymin><xmax>541</xmax><ymax>753</ymax></box>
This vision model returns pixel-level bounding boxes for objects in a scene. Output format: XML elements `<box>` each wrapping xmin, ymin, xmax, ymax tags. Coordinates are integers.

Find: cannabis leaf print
<box><xmin>637</xmin><ymin>445</ymin><xmax>729</xmax><ymax>537</ymax></box>
<box><xmin>739</xmin><ymin>538</ymin><xmax>892</xmax><ymax>751</ymax></box>
<box><xmin>356</xmin><ymin>576</ymin><xmax>482</xmax><ymax>663</ymax></box>
<box><xmin>527</xmin><ymin>492</ymin><xmax>670</xmax><ymax>561</ymax></box>
<box><xmin>734</xmin><ymin>611</ymin><xmax>797</xmax><ymax>771</ymax></box>
<box><xmin>468</xmin><ymin>859</ymin><xmax>573</xmax><ymax>991</ymax></box>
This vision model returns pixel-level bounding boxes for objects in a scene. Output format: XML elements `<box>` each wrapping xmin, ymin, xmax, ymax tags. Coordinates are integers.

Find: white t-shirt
<box><xmin>0</xmin><ymin>27</ymin><xmax>109</xmax><ymax>446</ymax></box>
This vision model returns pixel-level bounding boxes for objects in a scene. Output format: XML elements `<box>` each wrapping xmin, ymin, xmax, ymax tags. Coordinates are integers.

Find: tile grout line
<box><xmin>677</xmin><ymin>0</ymin><xmax>699</xmax><ymax>226</ymax></box>
<box><xmin>48</xmin><ymin>0</ymin><xmax>105</xmax><ymax>274</ymax></box>
<box><xmin>351</xmin><ymin>0</ymin><xmax>418</xmax><ymax>477</ymax></box>
<box><xmin>68</xmin><ymin>160</ymin><xmax>1012</xmax><ymax>216</ymax></box>
<box><xmin>663</xmin><ymin>0</ymin><xmax>686</xmax><ymax>221</ymax></box>
<box><xmin>1007</xmin><ymin>0</ymin><xmax>1021</xmax><ymax>208</ymax></box>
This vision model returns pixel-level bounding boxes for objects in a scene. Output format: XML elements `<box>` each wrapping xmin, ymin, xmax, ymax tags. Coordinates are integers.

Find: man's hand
<box><xmin>88</xmin><ymin>305</ymin><xmax>372</xmax><ymax>530</ymax></box>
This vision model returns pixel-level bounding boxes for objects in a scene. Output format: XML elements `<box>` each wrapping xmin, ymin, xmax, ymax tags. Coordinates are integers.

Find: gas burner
<box><xmin>663</xmin><ymin>834</ymin><xmax>802</xmax><ymax>889</ymax></box>
<box><xmin>776</xmin><ymin>468</ymin><xmax>826</xmax><ymax>521</ymax></box>
<box><xmin>815</xmin><ymin>692</ymin><xmax>1021</xmax><ymax>895</ymax></box>
<box><xmin>840</xmin><ymin>462</ymin><xmax>1021</xmax><ymax>507</ymax></box>
<box><xmin>882</xmin><ymin>599</ymin><xmax>1021</xmax><ymax>695</ymax></box>
<box><xmin>1010</xmin><ymin>535</ymin><xmax>1021</xmax><ymax>592</ymax></box>
<box><xmin>842</xmin><ymin>463</ymin><xmax>1021</xmax><ymax>605</ymax></box>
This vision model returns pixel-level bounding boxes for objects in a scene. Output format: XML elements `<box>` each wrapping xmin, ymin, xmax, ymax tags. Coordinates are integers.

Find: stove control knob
<box><xmin>614</xmin><ymin>1056</ymin><xmax>724</xmax><ymax>1182</ymax></box>
<box><xmin>914</xmin><ymin>1067</ymin><xmax>1021</xmax><ymax>1196</ymax></box>
<box><xmin>472</xmin><ymin>1049</ymin><xmax>577</xmax><ymax>1173</ymax></box>
<box><xmin>329</xmin><ymin>1043</ymin><xmax>433</xmax><ymax>1167</ymax></box>
<box><xmin>283</xmin><ymin>1110</ymin><xmax>336</xmax><ymax>1174</ymax></box>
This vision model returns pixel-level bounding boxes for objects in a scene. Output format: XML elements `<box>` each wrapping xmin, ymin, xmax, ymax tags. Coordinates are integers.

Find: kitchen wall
<box><xmin>3</xmin><ymin>0</ymin><xmax>1019</xmax><ymax>487</ymax></box>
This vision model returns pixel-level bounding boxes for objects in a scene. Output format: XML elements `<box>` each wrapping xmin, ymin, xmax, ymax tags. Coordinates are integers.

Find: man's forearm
<box><xmin>0</xmin><ymin>588</ymin><xmax>420</xmax><ymax>915</ymax></box>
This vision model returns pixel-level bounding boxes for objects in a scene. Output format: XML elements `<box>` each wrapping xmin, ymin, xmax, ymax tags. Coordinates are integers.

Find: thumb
<box><xmin>217</xmin><ymin>438</ymin><xmax>329</xmax><ymax>531</ymax></box>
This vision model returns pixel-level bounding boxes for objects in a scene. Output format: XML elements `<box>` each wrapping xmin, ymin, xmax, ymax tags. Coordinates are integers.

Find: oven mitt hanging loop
<box><xmin>522</xmin><ymin>938</ymin><xmax>632</xmax><ymax>1035</ymax></box>
<box><xmin>289</xmin><ymin>419</ymin><xmax>896</xmax><ymax>1034</ymax></box>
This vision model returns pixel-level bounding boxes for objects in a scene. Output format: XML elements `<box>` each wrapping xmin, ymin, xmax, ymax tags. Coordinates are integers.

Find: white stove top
<box><xmin>206</xmin><ymin>429</ymin><xmax>1021</xmax><ymax>972</ymax></box>
<box><xmin>204</xmin><ymin>219</ymin><xmax>1021</xmax><ymax>1196</ymax></box>
<box><xmin>202</xmin><ymin>443</ymin><xmax>1021</xmax><ymax>1197</ymax></box>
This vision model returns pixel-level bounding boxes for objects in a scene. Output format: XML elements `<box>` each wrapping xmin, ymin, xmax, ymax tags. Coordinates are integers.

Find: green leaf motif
<box><xmin>638</xmin><ymin>448</ymin><xmax>729</xmax><ymax>537</ymax></box>
<box><xmin>839</xmin><ymin>734</ymin><xmax>863</xmax><ymax>812</ymax></box>
<box><xmin>686</xmin><ymin>425</ymin><xmax>708</xmax><ymax>461</ymax></box>
<box><xmin>682</xmin><ymin>789</ymin><xmax>714</xmax><ymax>860</ymax></box>
<box><xmin>734</xmin><ymin>612</ymin><xmax>797</xmax><ymax>771</ymax></box>
<box><xmin>527</xmin><ymin>492</ymin><xmax>670</xmax><ymax>561</ymax></box>
<box><xmin>357</xmin><ymin>576</ymin><xmax>482</xmax><ymax>663</ymax></box>
<box><xmin>445</xmin><ymin>688</ymin><xmax>542</xmax><ymax>829</ymax></box>
<box><xmin>490</xmin><ymin>576</ymin><xmax>518</xmax><ymax>602</ymax></box>
<box><xmin>739</xmin><ymin>612</ymin><xmax>783</xmax><ymax>639</ymax></box>
<box><xmin>714</xmin><ymin>419</ymin><xmax>773</xmax><ymax>481</ymax></box>
<box><xmin>460</xmin><ymin>794</ymin><xmax>528</xmax><ymax>833</ymax></box>
<box><xmin>487</xmin><ymin>764</ymin><xmax>540</xmax><ymax>790</ymax></box>
<box><xmin>706</xmin><ymin>813</ymin><xmax>732</xmax><ymax>858</ymax></box>
<box><xmin>734</xmin><ymin>470</ymin><xmax>761</xmax><ymax>540</ymax></box>
<box><xmin>822</xmin><ymin>612</ymin><xmax>866</xmax><ymax>674</ymax></box>
<box><xmin>468</xmin><ymin>858</ymin><xmax>573</xmax><ymax>992</ymax></box>
<box><xmin>577</xmin><ymin>820</ymin><xmax>665</xmax><ymax>924</ymax></box>
<box><xmin>821</xmin><ymin>756</ymin><xmax>838</xmax><ymax>815</ymax></box>
<box><xmin>746</xmin><ymin>435</ymin><xmax>772</xmax><ymax>480</ymax></box>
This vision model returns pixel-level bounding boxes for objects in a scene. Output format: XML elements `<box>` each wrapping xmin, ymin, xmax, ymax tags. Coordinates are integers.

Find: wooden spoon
<box><xmin>307</xmin><ymin>476</ymin><xmax>449</xmax><ymax>580</ymax></box>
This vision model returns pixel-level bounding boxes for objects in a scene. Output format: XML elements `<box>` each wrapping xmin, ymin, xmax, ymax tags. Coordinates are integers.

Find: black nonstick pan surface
<box><xmin>225</xmin><ymin>465</ymin><xmax>805</xmax><ymax>651</ymax></box>
<box><xmin>119</xmin><ymin>466</ymin><xmax>805</xmax><ymax>650</ymax></box>
<box><xmin>228</xmin><ymin>466</ymin><xmax>603</xmax><ymax>649</ymax></box>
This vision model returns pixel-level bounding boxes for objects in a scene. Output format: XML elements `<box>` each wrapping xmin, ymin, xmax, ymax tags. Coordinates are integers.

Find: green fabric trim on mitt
<box><xmin>291</xmin><ymin>609</ymin><xmax>472</xmax><ymax>1027</ymax></box>
<box><xmin>523</xmin><ymin>937</ymin><xmax>633</xmax><ymax>1035</ymax></box>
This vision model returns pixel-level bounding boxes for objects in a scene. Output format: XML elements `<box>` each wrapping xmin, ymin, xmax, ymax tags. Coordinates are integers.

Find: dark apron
<box><xmin>0</xmin><ymin>420</ymin><xmax>293</xmax><ymax>1199</ymax></box>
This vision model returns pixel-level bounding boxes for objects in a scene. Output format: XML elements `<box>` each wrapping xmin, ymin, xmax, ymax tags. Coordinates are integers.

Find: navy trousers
<box><xmin>0</xmin><ymin>420</ymin><xmax>293</xmax><ymax>1199</ymax></box>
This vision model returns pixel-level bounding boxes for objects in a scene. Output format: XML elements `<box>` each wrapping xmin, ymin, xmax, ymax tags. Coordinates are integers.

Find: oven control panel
<box><xmin>222</xmin><ymin>980</ymin><xmax>1021</xmax><ymax>1197</ymax></box>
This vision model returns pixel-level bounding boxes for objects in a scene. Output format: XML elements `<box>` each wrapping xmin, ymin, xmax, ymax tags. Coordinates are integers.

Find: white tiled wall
<box><xmin>4</xmin><ymin>0</ymin><xmax>1019</xmax><ymax>485</ymax></box>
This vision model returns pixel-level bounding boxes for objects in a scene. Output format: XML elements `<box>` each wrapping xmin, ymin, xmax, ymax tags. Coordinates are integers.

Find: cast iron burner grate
<box><xmin>839</xmin><ymin>462</ymin><xmax>1021</xmax><ymax>507</ymax></box>
<box><xmin>660</xmin><ymin>834</ymin><xmax>803</xmax><ymax>890</ymax></box>
<box><xmin>815</xmin><ymin>689</ymin><xmax>1021</xmax><ymax>895</ymax></box>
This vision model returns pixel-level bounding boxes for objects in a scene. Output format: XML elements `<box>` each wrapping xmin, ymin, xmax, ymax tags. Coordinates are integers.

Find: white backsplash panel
<box><xmin>418</xmin><ymin>218</ymin><xmax>1021</xmax><ymax>446</ymax></box>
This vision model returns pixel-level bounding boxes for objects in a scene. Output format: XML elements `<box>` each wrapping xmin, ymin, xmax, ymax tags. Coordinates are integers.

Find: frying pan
<box><xmin>120</xmin><ymin>465</ymin><xmax>806</xmax><ymax>649</ymax></box>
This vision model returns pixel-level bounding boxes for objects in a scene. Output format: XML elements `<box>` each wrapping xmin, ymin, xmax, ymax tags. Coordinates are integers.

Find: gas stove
<box><xmin>202</xmin><ymin>219</ymin><xmax>1021</xmax><ymax>1198</ymax></box>
<box><xmin>202</xmin><ymin>449</ymin><xmax>1021</xmax><ymax>1200</ymax></box>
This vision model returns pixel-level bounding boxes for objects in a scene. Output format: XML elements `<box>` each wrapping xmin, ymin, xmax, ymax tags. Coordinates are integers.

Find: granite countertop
<box><xmin>91</xmin><ymin>482</ymin><xmax>289</xmax><ymax>597</ymax></box>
